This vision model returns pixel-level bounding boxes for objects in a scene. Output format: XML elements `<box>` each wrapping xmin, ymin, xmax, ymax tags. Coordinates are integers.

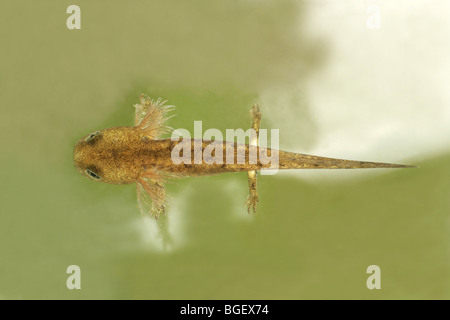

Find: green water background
<box><xmin>0</xmin><ymin>1</ymin><xmax>449</xmax><ymax>299</ymax></box>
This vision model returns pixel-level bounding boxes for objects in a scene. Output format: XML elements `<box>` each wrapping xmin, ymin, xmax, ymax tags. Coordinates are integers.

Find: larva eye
<box><xmin>86</xmin><ymin>169</ymin><xmax>101</xmax><ymax>180</ymax></box>
<box><xmin>85</xmin><ymin>131</ymin><xmax>100</xmax><ymax>142</ymax></box>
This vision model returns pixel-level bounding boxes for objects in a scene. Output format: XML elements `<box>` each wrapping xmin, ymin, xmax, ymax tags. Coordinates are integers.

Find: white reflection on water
<box><xmin>260</xmin><ymin>0</ymin><xmax>450</xmax><ymax>182</ymax></box>
<box><xmin>126</xmin><ymin>187</ymin><xmax>192</xmax><ymax>253</ymax></box>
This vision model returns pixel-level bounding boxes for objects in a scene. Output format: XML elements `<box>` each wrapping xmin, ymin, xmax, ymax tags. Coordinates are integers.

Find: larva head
<box><xmin>73</xmin><ymin>127</ymin><xmax>142</xmax><ymax>185</ymax></box>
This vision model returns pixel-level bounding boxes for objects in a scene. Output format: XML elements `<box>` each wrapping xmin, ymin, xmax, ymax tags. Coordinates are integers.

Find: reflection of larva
<box><xmin>73</xmin><ymin>94</ymin><xmax>413</xmax><ymax>218</ymax></box>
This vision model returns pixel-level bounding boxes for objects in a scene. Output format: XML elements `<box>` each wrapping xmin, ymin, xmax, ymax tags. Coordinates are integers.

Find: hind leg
<box><xmin>245</xmin><ymin>104</ymin><xmax>261</xmax><ymax>213</ymax></box>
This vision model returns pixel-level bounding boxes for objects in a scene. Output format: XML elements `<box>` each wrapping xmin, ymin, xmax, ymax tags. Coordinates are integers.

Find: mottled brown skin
<box><xmin>73</xmin><ymin>95</ymin><xmax>413</xmax><ymax>217</ymax></box>
<box><xmin>74</xmin><ymin>128</ymin><xmax>271</xmax><ymax>183</ymax></box>
<box><xmin>73</xmin><ymin>127</ymin><xmax>410</xmax><ymax>183</ymax></box>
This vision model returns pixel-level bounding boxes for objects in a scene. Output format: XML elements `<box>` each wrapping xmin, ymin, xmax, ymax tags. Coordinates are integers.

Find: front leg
<box><xmin>137</xmin><ymin>177</ymin><xmax>167</xmax><ymax>219</ymax></box>
<box><xmin>246</xmin><ymin>104</ymin><xmax>261</xmax><ymax>213</ymax></box>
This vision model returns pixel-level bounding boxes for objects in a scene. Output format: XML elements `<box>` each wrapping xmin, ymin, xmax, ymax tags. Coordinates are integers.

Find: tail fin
<box><xmin>276</xmin><ymin>150</ymin><xmax>414</xmax><ymax>169</ymax></box>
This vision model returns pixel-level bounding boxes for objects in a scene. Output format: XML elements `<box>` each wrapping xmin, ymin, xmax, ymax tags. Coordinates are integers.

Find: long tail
<box><xmin>275</xmin><ymin>150</ymin><xmax>414</xmax><ymax>169</ymax></box>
